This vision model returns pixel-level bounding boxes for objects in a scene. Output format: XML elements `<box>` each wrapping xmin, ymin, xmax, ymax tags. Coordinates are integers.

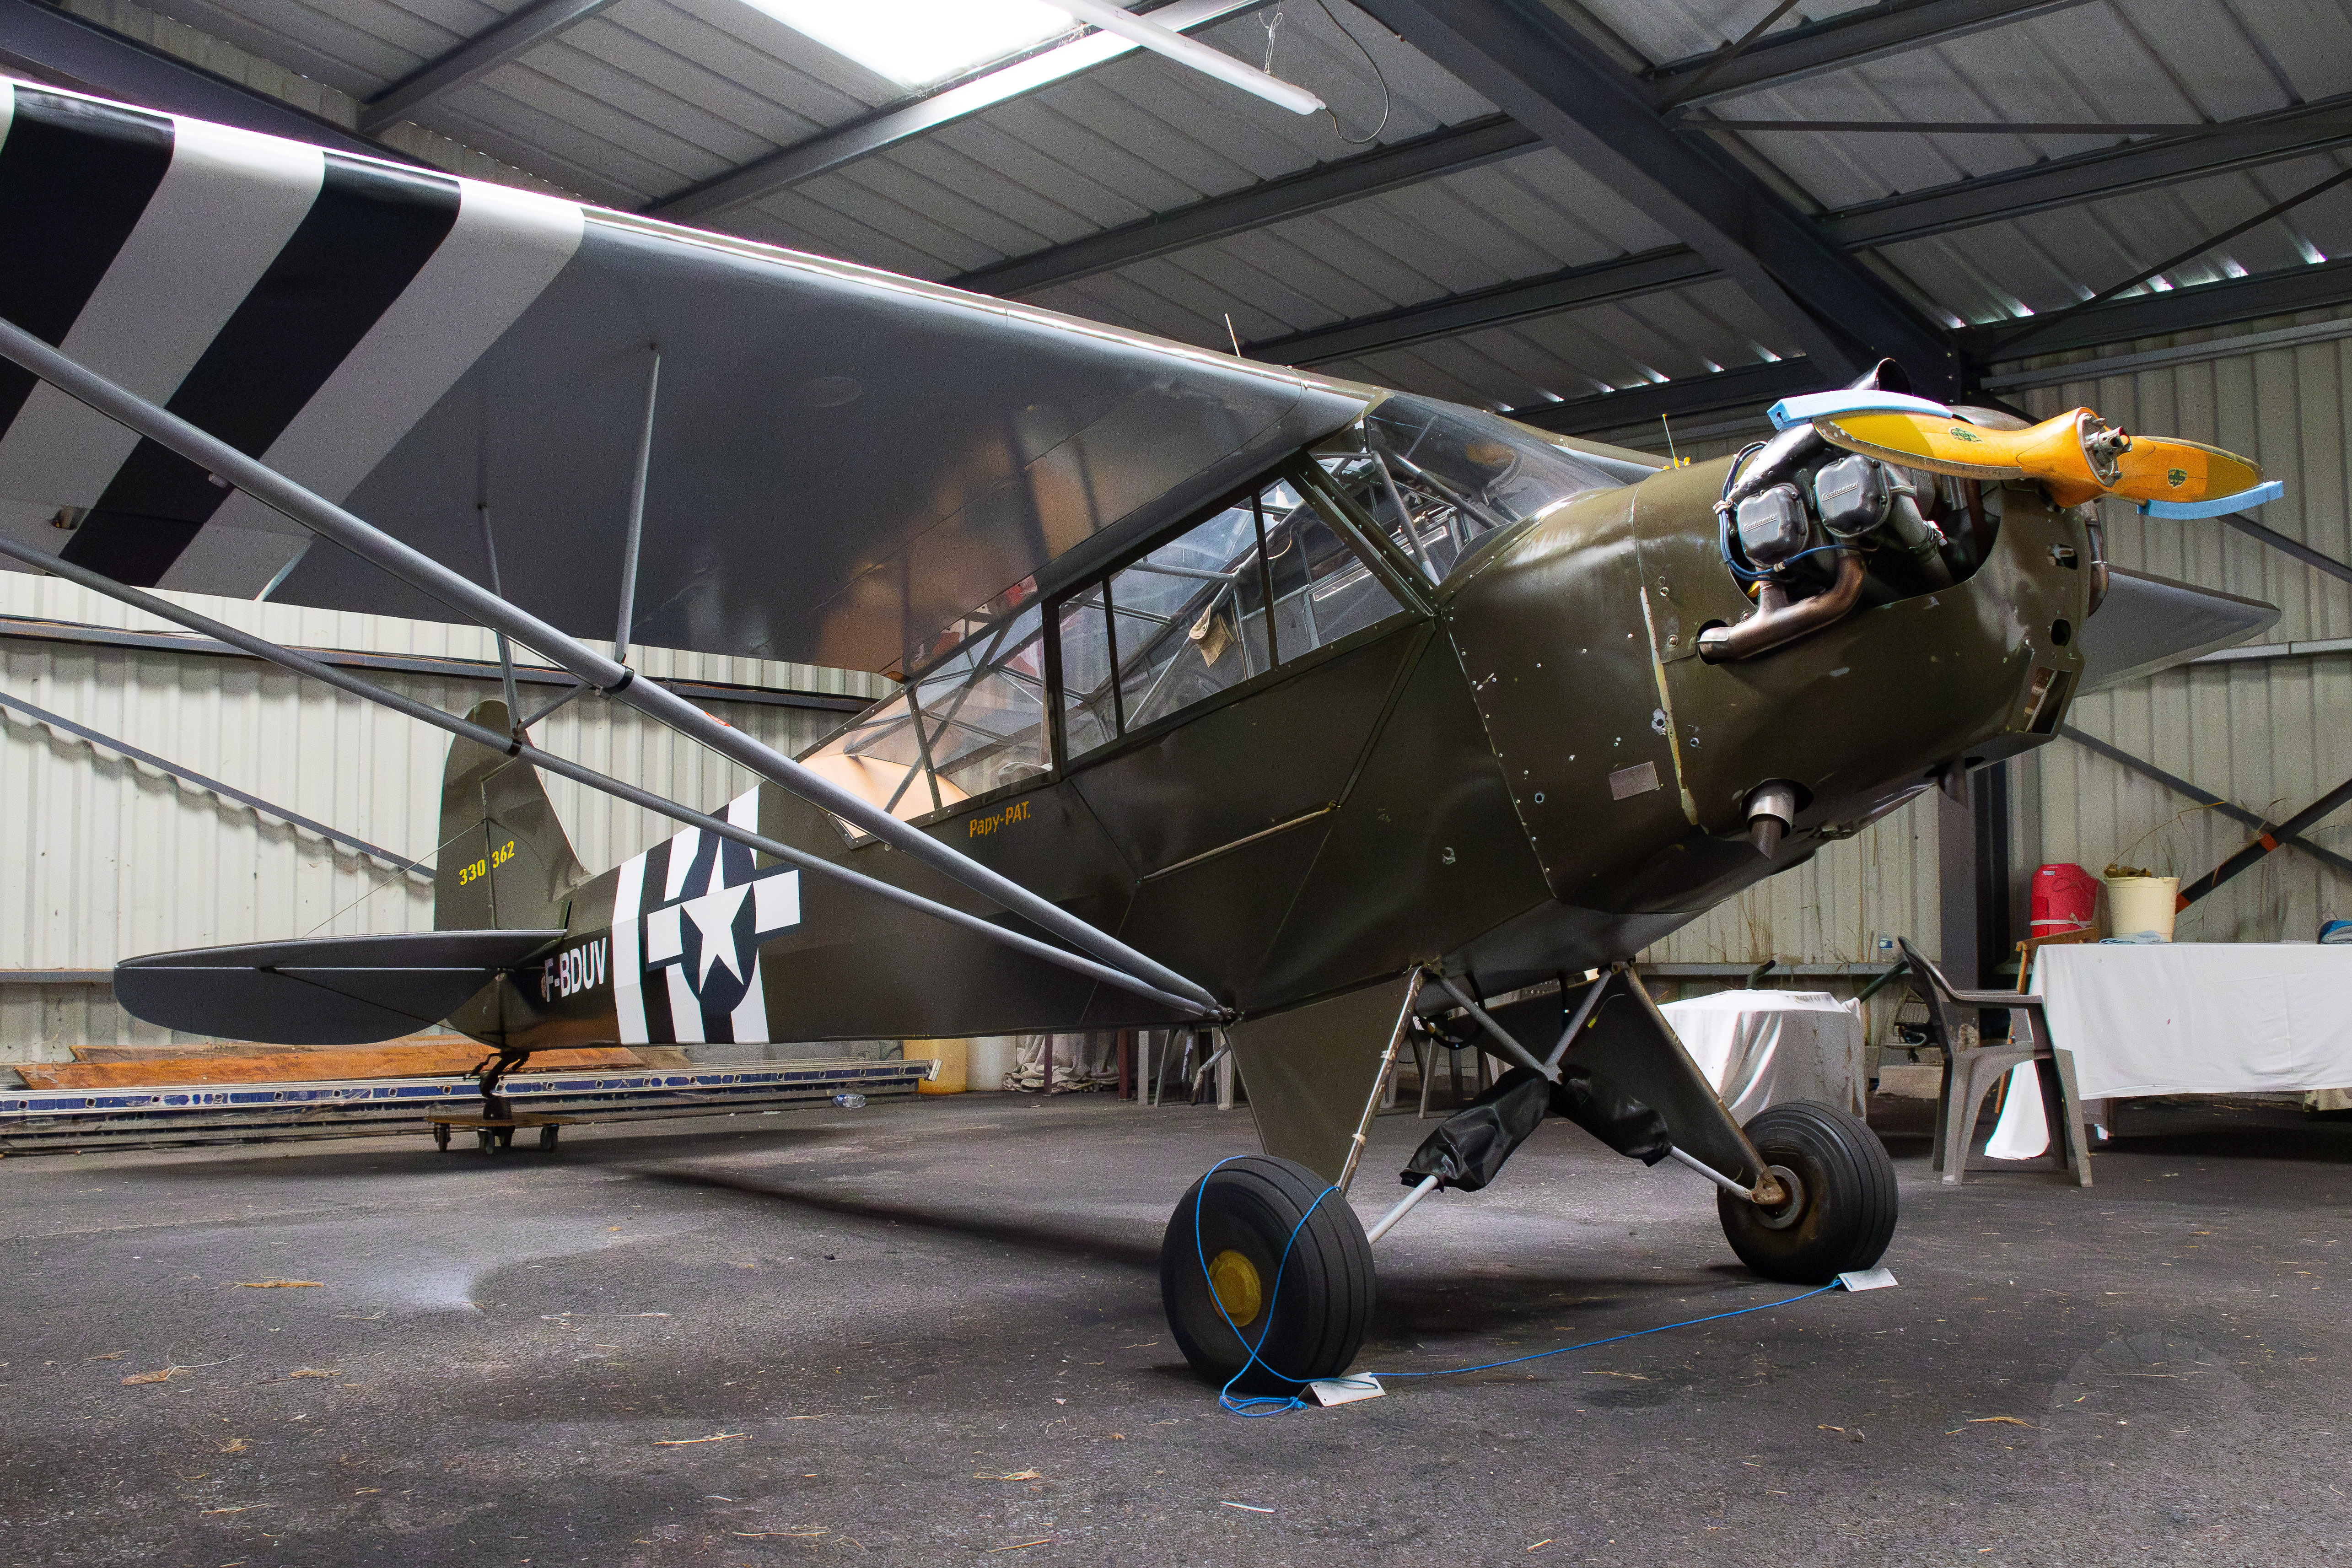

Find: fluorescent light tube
<box><xmin>1046</xmin><ymin>0</ymin><xmax>1325</xmax><ymax>114</ymax></box>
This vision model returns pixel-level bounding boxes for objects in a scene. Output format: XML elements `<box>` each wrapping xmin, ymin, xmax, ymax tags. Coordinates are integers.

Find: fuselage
<box><xmin>464</xmin><ymin>421</ymin><xmax>2091</xmax><ymax>1053</ymax></box>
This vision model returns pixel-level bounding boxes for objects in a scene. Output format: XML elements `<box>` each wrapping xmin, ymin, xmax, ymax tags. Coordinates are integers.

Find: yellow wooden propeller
<box><xmin>1764</xmin><ymin>389</ymin><xmax>2279</xmax><ymax>518</ymax></box>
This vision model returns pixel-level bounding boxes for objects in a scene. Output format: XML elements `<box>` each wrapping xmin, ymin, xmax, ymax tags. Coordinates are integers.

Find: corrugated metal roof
<box><xmin>1880</xmin><ymin>153</ymin><xmax>2352</xmax><ymax>325</ymax></box>
<box><xmin>729</xmin><ymin>3</ymin><xmax>1494</xmax><ymax>277</ymax></box>
<box><xmin>1604</xmin><ymin>0</ymin><xmax>2352</xmax><ymax>331</ymax></box>
<box><xmin>1023</xmin><ymin>146</ymin><xmax>1679</xmax><ymax>349</ymax></box>
<box><xmin>1313</xmin><ymin>274</ymin><xmax>1799</xmax><ymax>410</ymax></box>
<box><xmin>60</xmin><ymin>0</ymin><xmax>2352</xmax><ymax>440</ymax></box>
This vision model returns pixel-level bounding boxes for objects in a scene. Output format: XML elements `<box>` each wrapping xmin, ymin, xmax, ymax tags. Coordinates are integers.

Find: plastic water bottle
<box><xmin>831</xmin><ymin>1093</ymin><xmax>867</xmax><ymax>1110</ymax></box>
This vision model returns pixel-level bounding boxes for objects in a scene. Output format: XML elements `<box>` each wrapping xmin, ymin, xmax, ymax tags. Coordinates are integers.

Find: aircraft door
<box><xmin>1058</xmin><ymin>473</ymin><xmax>1427</xmax><ymax>1000</ymax></box>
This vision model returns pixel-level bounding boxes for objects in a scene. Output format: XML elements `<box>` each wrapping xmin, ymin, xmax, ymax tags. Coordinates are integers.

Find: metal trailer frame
<box><xmin>0</xmin><ymin>1056</ymin><xmax>931</xmax><ymax>1152</ymax></box>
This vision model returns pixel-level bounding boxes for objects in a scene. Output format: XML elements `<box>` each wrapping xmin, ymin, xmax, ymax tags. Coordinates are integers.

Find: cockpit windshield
<box><xmin>1314</xmin><ymin>395</ymin><xmax>1634</xmax><ymax>583</ymax></box>
<box><xmin>1365</xmin><ymin>395</ymin><xmax>1626</xmax><ymax>526</ymax></box>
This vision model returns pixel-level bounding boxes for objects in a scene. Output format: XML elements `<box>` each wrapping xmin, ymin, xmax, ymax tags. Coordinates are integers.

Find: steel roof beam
<box><xmin>1501</xmin><ymin>357</ymin><xmax>1822</xmax><ymax>437</ymax></box>
<box><xmin>953</xmin><ymin>113</ymin><xmax>1539</xmax><ymax>296</ymax></box>
<box><xmin>1827</xmin><ymin>92</ymin><xmax>2352</xmax><ymax>248</ymax></box>
<box><xmin>361</xmin><ymin>0</ymin><xmax>623</xmax><ymax>134</ymax></box>
<box><xmin>646</xmin><ymin>0</ymin><xmax>1261</xmax><ymax>223</ymax></box>
<box><xmin>1243</xmin><ymin>246</ymin><xmax>1713</xmax><ymax>365</ymax></box>
<box><xmin>1495</xmin><ymin>259</ymin><xmax>2352</xmax><ymax>443</ymax></box>
<box><xmin>1958</xmin><ymin>256</ymin><xmax>2352</xmax><ymax>360</ymax></box>
<box><xmin>0</xmin><ymin>0</ymin><xmax>401</xmax><ymax>159</ymax></box>
<box><xmin>1350</xmin><ymin>0</ymin><xmax>1956</xmax><ymax>392</ymax></box>
<box><xmin>1242</xmin><ymin>93</ymin><xmax>2352</xmax><ymax>369</ymax></box>
<box><xmin>953</xmin><ymin>1</ymin><xmax>2115</xmax><ymax>305</ymax></box>
<box><xmin>1648</xmin><ymin>0</ymin><xmax>2098</xmax><ymax>108</ymax></box>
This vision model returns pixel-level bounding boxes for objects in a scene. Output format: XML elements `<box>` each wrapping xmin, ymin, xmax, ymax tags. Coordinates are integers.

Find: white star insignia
<box><xmin>681</xmin><ymin>882</ymin><xmax>752</xmax><ymax>986</ymax></box>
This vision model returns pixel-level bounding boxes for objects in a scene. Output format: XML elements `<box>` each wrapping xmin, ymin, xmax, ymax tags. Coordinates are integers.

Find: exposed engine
<box><xmin>1700</xmin><ymin>361</ymin><xmax>1991</xmax><ymax>663</ymax></box>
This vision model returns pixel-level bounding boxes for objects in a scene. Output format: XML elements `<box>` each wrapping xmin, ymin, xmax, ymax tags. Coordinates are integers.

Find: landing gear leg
<box><xmin>470</xmin><ymin>1047</ymin><xmax>529</xmax><ymax>1123</ymax></box>
<box><xmin>1159</xmin><ymin>1155</ymin><xmax>1375</xmax><ymax>1393</ymax></box>
<box><xmin>1718</xmin><ymin>1100</ymin><xmax>1898</xmax><ymax>1282</ymax></box>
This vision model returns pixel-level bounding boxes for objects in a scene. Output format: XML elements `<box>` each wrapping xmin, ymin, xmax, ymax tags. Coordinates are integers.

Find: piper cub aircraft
<box><xmin>0</xmin><ymin>85</ymin><xmax>2279</xmax><ymax>1393</ymax></box>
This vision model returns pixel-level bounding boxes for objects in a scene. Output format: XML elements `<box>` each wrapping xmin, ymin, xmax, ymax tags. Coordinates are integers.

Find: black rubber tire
<box><xmin>1718</xmin><ymin>1100</ymin><xmax>1898</xmax><ymax>1283</ymax></box>
<box><xmin>1159</xmin><ymin>1155</ymin><xmax>1375</xmax><ymax>1394</ymax></box>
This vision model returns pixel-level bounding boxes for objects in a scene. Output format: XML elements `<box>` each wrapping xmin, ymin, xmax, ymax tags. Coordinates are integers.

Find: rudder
<box><xmin>436</xmin><ymin>699</ymin><xmax>587</xmax><ymax>932</ymax></box>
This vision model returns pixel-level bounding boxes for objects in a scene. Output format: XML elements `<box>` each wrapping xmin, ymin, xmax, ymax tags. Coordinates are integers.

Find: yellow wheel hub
<box><xmin>1206</xmin><ymin>1248</ymin><xmax>1264</xmax><ymax>1327</ymax></box>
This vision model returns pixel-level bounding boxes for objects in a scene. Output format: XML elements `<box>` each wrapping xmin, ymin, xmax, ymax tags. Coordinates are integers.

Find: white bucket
<box><xmin>2104</xmin><ymin>875</ymin><xmax>2180</xmax><ymax>940</ymax></box>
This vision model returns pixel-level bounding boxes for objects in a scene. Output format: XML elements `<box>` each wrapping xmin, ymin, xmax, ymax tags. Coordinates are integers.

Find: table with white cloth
<box><xmin>1987</xmin><ymin>943</ymin><xmax>2352</xmax><ymax>1158</ymax></box>
<box><xmin>1657</xmin><ymin>990</ymin><xmax>1868</xmax><ymax>1121</ymax></box>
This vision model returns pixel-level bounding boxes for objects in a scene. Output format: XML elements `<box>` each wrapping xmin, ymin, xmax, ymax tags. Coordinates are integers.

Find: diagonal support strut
<box><xmin>0</xmin><ymin>533</ymin><xmax>1212</xmax><ymax>1018</ymax></box>
<box><xmin>0</xmin><ymin>313</ymin><xmax>1221</xmax><ymax>1018</ymax></box>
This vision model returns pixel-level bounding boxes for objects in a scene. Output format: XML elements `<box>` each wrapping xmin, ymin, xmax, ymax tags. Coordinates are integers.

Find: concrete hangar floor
<box><xmin>3</xmin><ymin>1094</ymin><xmax>2346</xmax><ymax>1566</ymax></box>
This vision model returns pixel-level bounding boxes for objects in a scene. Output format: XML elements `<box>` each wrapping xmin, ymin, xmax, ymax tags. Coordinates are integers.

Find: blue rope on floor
<box><xmin>1189</xmin><ymin>1163</ymin><xmax>1843</xmax><ymax>1418</ymax></box>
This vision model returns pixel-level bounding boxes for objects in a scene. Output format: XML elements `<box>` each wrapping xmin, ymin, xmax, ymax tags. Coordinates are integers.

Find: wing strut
<box><xmin>0</xmin><ymin>533</ymin><xmax>1211</xmax><ymax>1019</ymax></box>
<box><xmin>0</xmin><ymin>315</ymin><xmax>1221</xmax><ymax>1019</ymax></box>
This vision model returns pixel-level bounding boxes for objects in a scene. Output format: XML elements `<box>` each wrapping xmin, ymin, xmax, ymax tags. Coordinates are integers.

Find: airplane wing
<box><xmin>2078</xmin><ymin>566</ymin><xmax>2280</xmax><ymax>690</ymax></box>
<box><xmin>0</xmin><ymin>83</ymin><xmax>1368</xmax><ymax>674</ymax></box>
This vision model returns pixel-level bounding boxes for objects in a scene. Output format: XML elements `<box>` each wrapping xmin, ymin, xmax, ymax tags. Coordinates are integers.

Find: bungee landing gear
<box><xmin>1158</xmin><ymin>1155</ymin><xmax>1374</xmax><ymax>1395</ymax></box>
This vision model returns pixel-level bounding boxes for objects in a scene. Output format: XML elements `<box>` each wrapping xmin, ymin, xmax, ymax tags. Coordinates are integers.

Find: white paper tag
<box><xmin>1836</xmin><ymin>1267</ymin><xmax>1898</xmax><ymax>1292</ymax></box>
<box><xmin>1308</xmin><ymin>1374</ymin><xmax>1385</xmax><ymax>1406</ymax></box>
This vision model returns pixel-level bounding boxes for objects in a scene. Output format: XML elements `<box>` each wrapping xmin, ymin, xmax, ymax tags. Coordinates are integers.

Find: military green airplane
<box><xmin>0</xmin><ymin>85</ymin><xmax>2276</xmax><ymax>1393</ymax></box>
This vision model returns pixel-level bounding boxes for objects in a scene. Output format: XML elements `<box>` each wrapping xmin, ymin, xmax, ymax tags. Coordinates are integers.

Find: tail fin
<box><xmin>435</xmin><ymin>699</ymin><xmax>587</xmax><ymax>932</ymax></box>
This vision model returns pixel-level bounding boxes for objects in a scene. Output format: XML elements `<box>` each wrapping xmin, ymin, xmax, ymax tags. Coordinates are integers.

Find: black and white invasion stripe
<box><xmin>0</xmin><ymin>82</ymin><xmax>581</xmax><ymax>595</ymax></box>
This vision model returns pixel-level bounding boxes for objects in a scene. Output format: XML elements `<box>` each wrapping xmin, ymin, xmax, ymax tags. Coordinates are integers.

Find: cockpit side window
<box><xmin>799</xmin><ymin>602</ymin><xmax>1050</xmax><ymax>834</ymax></box>
<box><xmin>1055</xmin><ymin>466</ymin><xmax>1416</xmax><ymax>763</ymax></box>
<box><xmin>811</xmin><ymin>404</ymin><xmax>1591</xmax><ymax>814</ymax></box>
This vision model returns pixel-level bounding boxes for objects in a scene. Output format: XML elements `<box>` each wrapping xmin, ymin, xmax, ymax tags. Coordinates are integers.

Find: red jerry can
<box><xmin>2031</xmin><ymin>862</ymin><xmax>2100</xmax><ymax>936</ymax></box>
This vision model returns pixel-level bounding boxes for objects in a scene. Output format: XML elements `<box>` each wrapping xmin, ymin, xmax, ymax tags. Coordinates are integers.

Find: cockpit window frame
<box><xmin>1041</xmin><ymin>450</ymin><xmax>1435</xmax><ymax>777</ymax></box>
<box><xmin>799</xmin><ymin>430</ymin><xmax>1482</xmax><ymax>837</ymax></box>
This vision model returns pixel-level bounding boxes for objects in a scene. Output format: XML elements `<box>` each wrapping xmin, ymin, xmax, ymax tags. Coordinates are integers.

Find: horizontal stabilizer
<box><xmin>115</xmin><ymin>930</ymin><xmax>563</xmax><ymax>1045</ymax></box>
<box><xmin>2078</xmin><ymin>567</ymin><xmax>2280</xmax><ymax>690</ymax></box>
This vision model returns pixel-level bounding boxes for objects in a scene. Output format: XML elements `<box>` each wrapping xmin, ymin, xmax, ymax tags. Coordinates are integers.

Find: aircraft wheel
<box><xmin>1719</xmin><ymin>1100</ymin><xmax>1896</xmax><ymax>1283</ymax></box>
<box><xmin>1158</xmin><ymin>1155</ymin><xmax>1374</xmax><ymax>1394</ymax></box>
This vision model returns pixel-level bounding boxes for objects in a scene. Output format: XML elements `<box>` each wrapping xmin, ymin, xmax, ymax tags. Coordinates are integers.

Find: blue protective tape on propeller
<box><xmin>1766</xmin><ymin>389</ymin><xmax>1956</xmax><ymax>430</ymax></box>
<box><xmin>1192</xmin><ymin>1159</ymin><xmax>1848</xmax><ymax>1418</ymax></box>
<box><xmin>2137</xmin><ymin>480</ymin><xmax>2285</xmax><ymax>519</ymax></box>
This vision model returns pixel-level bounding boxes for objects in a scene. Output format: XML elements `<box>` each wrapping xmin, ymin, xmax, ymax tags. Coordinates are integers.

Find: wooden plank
<box><xmin>68</xmin><ymin>1033</ymin><xmax>476</xmax><ymax>1063</ymax></box>
<box><xmin>18</xmin><ymin>1044</ymin><xmax>649</xmax><ymax>1090</ymax></box>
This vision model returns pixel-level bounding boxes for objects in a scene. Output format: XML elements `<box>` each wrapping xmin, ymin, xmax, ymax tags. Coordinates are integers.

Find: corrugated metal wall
<box><xmin>2006</xmin><ymin>306</ymin><xmax>2352</xmax><ymax>946</ymax></box>
<box><xmin>0</xmin><ymin>574</ymin><xmax>885</xmax><ymax>1059</ymax></box>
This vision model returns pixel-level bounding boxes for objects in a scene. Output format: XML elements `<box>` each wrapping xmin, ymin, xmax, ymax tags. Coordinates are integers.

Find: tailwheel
<box><xmin>1719</xmin><ymin>1100</ymin><xmax>1898</xmax><ymax>1283</ymax></box>
<box><xmin>1158</xmin><ymin>1155</ymin><xmax>1374</xmax><ymax>1394</ymax></box>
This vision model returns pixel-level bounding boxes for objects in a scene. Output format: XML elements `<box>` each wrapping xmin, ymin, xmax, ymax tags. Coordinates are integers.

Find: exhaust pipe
<box><xmin>1744</xmin><ymin>781</ymin><xmax>1799</xmax><ymax>858</ymax></box>
<box><xmin>1699</xmin><ymin>552</ymin><xmax>1866</xmax><ymax>663</ymax></box>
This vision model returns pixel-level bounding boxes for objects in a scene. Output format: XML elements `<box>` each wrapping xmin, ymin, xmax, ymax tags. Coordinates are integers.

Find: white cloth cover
<box><xmin>1988</xmin><ymin>944</ymin><xmax>2352</xmax><ymax>1157</ymax></box>
<box><xmin>1658</xmin><ymin>990</ymin><xmax>1868</xmax><ymax>1121</ymax></box>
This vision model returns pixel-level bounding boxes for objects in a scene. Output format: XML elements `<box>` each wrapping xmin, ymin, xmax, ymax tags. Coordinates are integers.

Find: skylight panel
<box><xmin>743</xmin><ymin>0</ymin><xmax>1076</xmax><ymax>88</ymax></box>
